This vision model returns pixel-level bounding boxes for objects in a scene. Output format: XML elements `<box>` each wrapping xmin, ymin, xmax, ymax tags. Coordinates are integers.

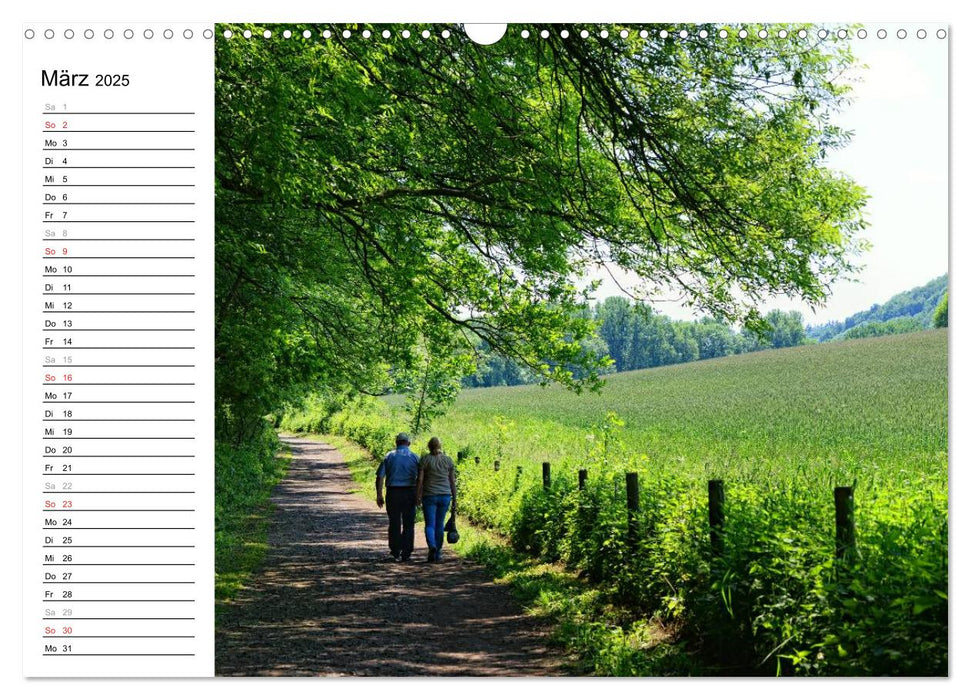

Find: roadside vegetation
<box><xmin>282</xmin><ymin>331</ymin><xmax>948</xmax><ymax>675</ymax></box>
<box><xmin>215</xmin><ymin>426</ymin><xmax>289</xmax><ymax>608</ymax></box>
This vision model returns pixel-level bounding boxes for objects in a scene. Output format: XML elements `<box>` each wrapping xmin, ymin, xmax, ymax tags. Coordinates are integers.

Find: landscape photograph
<box><xmin>211</xmin><ymin>23</ymin><xmax>947</xmax><ymax>676</ymax></box>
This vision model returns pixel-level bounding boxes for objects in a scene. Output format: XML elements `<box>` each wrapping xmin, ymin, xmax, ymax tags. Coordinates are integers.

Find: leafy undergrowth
<box><xmin>321</xmin><ymin>432</ymin><xmax>703</xmax><ymax>676</ymax></box>
<box><xmin>215</xmin><ymin>428</ymin><xmax>290</xmax><ymax>615</ymax></box>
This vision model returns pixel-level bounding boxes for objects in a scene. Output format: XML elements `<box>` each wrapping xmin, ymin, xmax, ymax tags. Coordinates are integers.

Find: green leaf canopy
<box><xmin>215</xmin><ymin>23</ymin><xmax>867</xmax><ymax>439</ymax></box>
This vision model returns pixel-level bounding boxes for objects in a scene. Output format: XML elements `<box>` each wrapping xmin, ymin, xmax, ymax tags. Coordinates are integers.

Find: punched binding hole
<box><xmin>465</xmin><ymin>24</ymin><xmax>506</xmax><ymax>45</ymax></box>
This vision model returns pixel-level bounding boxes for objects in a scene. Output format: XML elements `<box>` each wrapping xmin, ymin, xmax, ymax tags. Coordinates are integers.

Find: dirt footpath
<box><xmin>215</xmin><ymin>435</ymin><xmax>565</xmax><ymax>676</ymax></box>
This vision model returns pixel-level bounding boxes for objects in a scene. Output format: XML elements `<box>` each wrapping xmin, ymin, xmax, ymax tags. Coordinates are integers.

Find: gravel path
<box><xmin>215</xmin><ymin>435</ymin><xmax>565</xmax><ymax>676</ymax></box>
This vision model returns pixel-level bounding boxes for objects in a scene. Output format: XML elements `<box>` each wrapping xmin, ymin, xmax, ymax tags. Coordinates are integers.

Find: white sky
<box><xmin>594</xmin><ymin>24</ymin><xmax>950</xmax><ymax>325</ymax></box>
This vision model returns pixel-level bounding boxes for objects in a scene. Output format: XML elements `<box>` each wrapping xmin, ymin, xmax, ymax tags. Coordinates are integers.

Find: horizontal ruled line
<box><xmin>42</xmin><ymin>419</ymin><xmax>195</xmax><ymax>422</ymax></box>
<box><xmin>43</xmin><ymin>309</ymin><xmax>195</xmax><ymax>312</ymax></box>
<box><xmin>41</xmin><ymin>474</ymin><xmax>195</xmax><ymax>477</ymax></box>
<box><xmin>43</xmin><ymin>490</ymin><xmax>195</xmax><ymax>493</ymax></box>
<box><xmin>44</xmin><ymin>654</ymin><xmax>196</xmax><ymax>657</ymax></box>
<box><xmin>44</xmin><ymin>546</ymin><xmax>195</xmax><ymax>548</ymax></box>
<box><xmin>43</xmin><ymin>365</ymin><xmax>195</xmax><ymax>368</ymax></box>
<box><xmin>40</xmin><ymin>455</ymin><xmax>194</xmax><ymax>457</ymax></box>
<box><xmin>45</xmin><ymin>312</ymin><xmax>195</xmax><ymax>315</ymax></box>
<box><xmin>43</xmin><ymin>509</ymin><xmax>195</xmax><ymax>511</ymax></box>
<box><xmin>43</xmin><ymin>527</ymin><xmax>196</xmax><ymax>530</ymax></box>
<box><xmin>43</xmin><ymin>166</ymin><xmax>195</xmax><ymax>169</ymax></box>
<box><xmin>43</xmin><ymin>203</ymin><xmax>195</xmax><ymax>206</ymax></box>
<box><xmin>43</xmin><ymin>564</ymin><xmax>195</xmax><ymax>567</ymax></box>
<box><xmin>43</xmin><ymin>258</ymin><xmax>196</xmax><ymax>260</ymax></box>
<box><xmin>43</xmin><ymin>401</ymin><xmax>195</xmax><ymax>403</ymax></box>
<box><xmin>39</xmin><ymin>329</ymin><xmax>196</xmax><ymax>332</ymax></box>
<box><xmin>43</xmin><ymin>438</ymin><xmax>195</xmax><ymax>440</ymax></box>
<box><xmin>40</xmin><ymin>221</ymin><xmax>196</xmax><ymax>223</ymax></box>
<box><xmin>39</xmin><ymin>581</ymin><xmax>195</xmax><ymax>584</ymax></box>
<box><xmin>44</xmin><ymin>130</ymin><xmax>196</xmax><ymax>133</ymax></box>
<box><xmin>44</xmin><ymin>184</ymin><xmax>195</xmax><ymax>187</ymax></box>
<box><xmin>43</xmin><ymin>148</ymin><xmax>195</xmax><ymax>151</ymax></box>
<box><xmin>43</xmin><ymin>275</ymin><xmax>196</xmax><ymax>277</ymax></box>
<box><xmin>42</xmin><ymin>382</ymin><xmax>196</xmax><ymax>385</ymax></box>
<box><xmin>43</xmin><ymin>111</ymin><xmax>196</xmax><ymax>115</ymax></box>
<box><xmin>43</xmin><ymin>238</ymin><xmax>197</xmax><ymax>241</ymax></box>
<box><xmin>43</xmin><ymin>635</ymin><xmax>196</xmax><ymax>638</ymax></box>
<box><xmin>40</xmin><ymin>348</ymin><xmax>195</xmax><ymax>350</ymax></box>
<box><xmin>43</xmin><ymin>293</ymin><xmax>196</xmax><ymax>295</ymax></box>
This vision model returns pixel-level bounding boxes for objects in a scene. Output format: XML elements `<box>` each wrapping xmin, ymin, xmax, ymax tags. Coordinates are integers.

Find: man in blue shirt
<box><xmin>375</xmin><ymin>432</ymin><xmax>420</xmax><ymax>561</ymax></box>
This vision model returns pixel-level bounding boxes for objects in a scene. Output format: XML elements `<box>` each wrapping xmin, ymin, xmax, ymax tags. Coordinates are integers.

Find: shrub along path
<box><xmin>215</xmin><ymin>435</ymin><xmax>564</xmax><ymax>676</ymax></box>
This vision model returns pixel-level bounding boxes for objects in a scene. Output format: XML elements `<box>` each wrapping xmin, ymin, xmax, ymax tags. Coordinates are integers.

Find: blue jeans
<box><xmin>422</xmin><ymin>494</ymin><xmax>452</xmax><ymax>552</ymax></box>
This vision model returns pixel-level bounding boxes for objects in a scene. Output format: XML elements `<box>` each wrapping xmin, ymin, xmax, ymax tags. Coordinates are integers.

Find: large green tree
<box><xmin>215</xmin><ymin>23</ymin><xmax>867</xmax><ymax>439</ymax></box>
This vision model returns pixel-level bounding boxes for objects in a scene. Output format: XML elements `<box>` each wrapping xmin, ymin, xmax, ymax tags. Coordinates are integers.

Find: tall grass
<box><xmin>281</xmin><ymin>330</ymin><xmax>948</xmax><ymax>675</ymax></box>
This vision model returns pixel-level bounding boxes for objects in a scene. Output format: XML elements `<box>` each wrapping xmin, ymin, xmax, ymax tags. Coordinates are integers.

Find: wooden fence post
<box><xmin>625</xmin><ymin>472</ymin><xmax>640</xmax><ymax>543</ymax></box>
<box><xmin>578</xmin><ymin>469</ymin><xmax>588</xmax><ymax>490</ymax></box>
<box><xmin>542</xmin><ymin>462</ymin><xmax>551</xmax><ymax>489</ymax></box>
<box><xmin>494</xmin><ymin>460</ymin><xmax>500</xmax><ymax>472</ymax></box>
<box><xmin>708</xmin><ymin>479</ymin><xmax>725</xmax><ymax>556</ymax></box>
<box><xmin>835</xmin><ymin>486</ymin><xmax>856</xmax><ymax>560</ymax></box>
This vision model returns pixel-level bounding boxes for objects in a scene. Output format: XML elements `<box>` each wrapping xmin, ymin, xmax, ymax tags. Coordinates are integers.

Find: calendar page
<box><xmin>21</xmin><ymin>23</ymin><xmax>215</xmax><ymax>678</ymax></box>
<box><xmin>12</xmin><ymin>1</ymin><xmax>963</xmax><ymax>694</ymax></box>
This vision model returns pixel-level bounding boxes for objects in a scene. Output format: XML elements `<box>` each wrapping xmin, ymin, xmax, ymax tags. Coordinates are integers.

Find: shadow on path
<box><xmin>215</xmin><ymin>435</ymin><xmax>565</xmax><ymax>676</ymax></box>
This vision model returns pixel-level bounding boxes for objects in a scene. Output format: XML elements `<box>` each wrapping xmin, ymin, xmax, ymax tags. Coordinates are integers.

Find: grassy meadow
<box><xmin>283</xmin><ymin>329</ymin><xmax>948</xmax><ymax>675</ymax></box>
<box><xmin>432</xmin><ymin>329</ymin><xmax>947</xmax><ymax>480</ymax></box>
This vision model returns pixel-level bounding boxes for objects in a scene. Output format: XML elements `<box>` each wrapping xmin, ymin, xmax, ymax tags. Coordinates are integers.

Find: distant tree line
<box><xmin>840</xmin><ymin>316</ymin><xmax>923</xmax><ymax>340</ymax></box>
<box><xmin>463</xmin><ymin>298</ymin><xmax>808</xmax><ymax>388</ymax></box>
<box><xmin>807</xmin><ymin>274</ymin><xmax>947</xmax><ymax>342</ymax></box>
<box><xmin>465</xmin><ymin>272</ymin><xmax>949</xmax><ymax>388</ymax></box>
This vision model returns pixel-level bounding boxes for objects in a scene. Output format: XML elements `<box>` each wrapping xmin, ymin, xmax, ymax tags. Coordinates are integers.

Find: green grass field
<box><xmin>287</xmin><ymin>329</ymin><xmax>948</xmax><ymax>675</ymax></box>
<box><xmin>432</xmin><ymin>330</ymin><xmax>947</xmax><ymax>484</ymax></box>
